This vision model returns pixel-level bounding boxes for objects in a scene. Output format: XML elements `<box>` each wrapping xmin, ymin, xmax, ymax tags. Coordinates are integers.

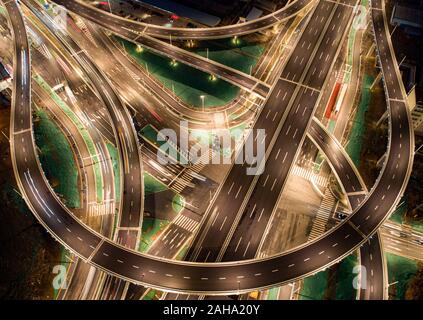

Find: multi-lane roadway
<box><xmin>185</xmin><ymin>0</ymin><xmax>357</xmax><ymax>264</ymax></box>
<box><xmin>25</xmin><ymin>0</ymin><xmax>145</xmax><ymax>245</ymax></box>
<box><xmin>51</xmin><ymin>0</ymin><xmax>314</xmax><ymax>39</ymax></box>
<box><xmin>5</xmin><ymin>0</ymin><xmax>414</xmax><ymax>296</ymax></box>
<box><xmin>47</xmin><ymin>0</ymin><xmax>275</xmax><ymax>99</ymax></box>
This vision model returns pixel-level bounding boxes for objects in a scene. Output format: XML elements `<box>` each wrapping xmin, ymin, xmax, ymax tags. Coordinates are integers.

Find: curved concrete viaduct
<box><xmin>5</xmin><ymin>0</ymin><xmax>412</xmax><ymax>295</ymax></box>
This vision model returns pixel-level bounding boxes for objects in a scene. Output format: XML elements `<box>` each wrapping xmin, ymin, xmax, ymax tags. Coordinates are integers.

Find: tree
<box><xmin>405</xmin><ymin>265</ymin><xmax>423</xmax><ymax>300</ymax></box>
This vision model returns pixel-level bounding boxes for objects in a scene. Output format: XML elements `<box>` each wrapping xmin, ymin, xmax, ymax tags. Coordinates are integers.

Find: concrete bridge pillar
<box><xmin>376</xmin><ymin>110</ymin><xmax>388</xmax><ymax>128</ymax></box>
<box><xmin>370</xmin><ymin>71</ymin><xmax>382</xmax><ymax>91</ymax></box>
<box><xmin>376</xmin><ymin>152</ymin><xmax>387</xmax><ymax>169</ymax></box>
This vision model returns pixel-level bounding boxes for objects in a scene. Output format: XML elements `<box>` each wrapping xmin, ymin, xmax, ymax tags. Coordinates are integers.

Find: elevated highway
<box><xmin>185</xmin><ymin>0</ymin><xmax>358</xmax><ymax>264</ymax></box>
<box><xmin>51</xmin><ymin>0</ymin><xmax>314</xmax><ymax>40</ymax></box>
<box><xmin>48</xmin><ymin>0</ymin><xmax>276</xmax><ymax>99</ymax></box>
<box><xmin>24</xmin><ymin>0</ymin><xmax>145</xmax><ymax>245</ymax></box>
<box><xmin>5</xmin><ymin>0</ymin><xmax>413</xmax><ymax>295</ymax></box>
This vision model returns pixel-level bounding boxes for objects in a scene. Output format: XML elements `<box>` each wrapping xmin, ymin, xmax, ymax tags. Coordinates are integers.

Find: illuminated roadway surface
<box><xmin>25</xmin><ymin>14</ymin><xmax>116</xmax><ymax>231</ymax></box>
<box><xmin>166</xmin><ymin>115</ymin><xmax>381</xmax><ymax>299</ymax></box>
<box><xmin>308</xmin><ymin>119</ymin><xmax>385</xmax><ymax>300</ymax></box>
<box><xmin>24</xmin><ymin>0</ymin><xmax>146</xmax><ymax>298</ymax></box>
<box><xmin>380</xmin><ymin>223</ymin><xmax>423</xmax><ymax>262</ymax></box>
<box><xmin>25</xmin><ymin>0</ymin><xmax>145</xmax><ymax>245</ymax></box>
<box><xmin>5</xmin><ymin>0</ymin><xmax>413</xmax><ymax>295</ymax></box>
<box><xmin>185</xmin><ymin>0</ymin><xmax>357</xmax><ymax>263</ymax></box>
<box><xmin>51</xmin><ymin>0</ymin><xmax>314</xmax><ymax>40</ymax></box>
<box><xmin>47</xmin><ymin>0</ymin><xmax>274</xmax><ymax>99</ymax></box>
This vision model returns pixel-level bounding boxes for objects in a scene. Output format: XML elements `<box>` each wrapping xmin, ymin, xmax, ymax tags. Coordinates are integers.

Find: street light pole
<box><xmin>390</xmin><ymin>24</ymin><xmax>398</xmax><ymax>36</ymax></box>
<box><xmin>387</xmin><ymin>280</ymin><xmax>399</xmax><ymax>298</ymax></box>
<box><xmin>200</xmin><ymin>95</ymin><xmax>205</xmax><ymax>112</ymax></box>
<box><xmin>107</xmin><ymin>0</ymin><xmax>112</xmax><ymax>14</ymax></box>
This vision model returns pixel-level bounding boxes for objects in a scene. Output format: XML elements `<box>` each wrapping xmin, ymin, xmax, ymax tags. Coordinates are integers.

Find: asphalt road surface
<box><xmin>48</xmin><ymin>0</ymin><xmax>273</xmax><ymax>98</ymax></box>
<box><xmin>25</xmin><ymin>0</ymin><xmax>145</xmax><ymax>234</ymax></box>
<box><xmin>185</xmin><ymin>0</ymin><xmax>357</xmax><ymax>264</ymax></box>
<box><xmin>6</xmin><ymin>0</ymin><xmax>413</xmax><ymax>295</ymax></box>
<box><xmin>51</xmin><ymin>0</ymin><xmax>314</xmax><ymax>39</ymax></box>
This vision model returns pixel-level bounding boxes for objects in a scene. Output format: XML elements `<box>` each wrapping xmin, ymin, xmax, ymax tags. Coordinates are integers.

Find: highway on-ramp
<box><xmin>47</xmin><ymin>0</ymin><xmax>274</xmax><ymax>99</ymax></box>
<box><xmin>185</xmin><ymin>0</ymin><xmax>358</xmax><ymax>264</ymax></box>
<box><xmin>308</xmin><ymin>119</ymin><xmax>385</xmax><ymax>300</ymax></box>
<box><xmin>5</xmin><ymin>0</ymin><xmax>413</xmax><ymax>295</ymax></box>
<box><xmin>24</xmin><ymin>0</ymin><xmax>145</xmax><ymax>245</ymax></box>
<box><xmin>50</xmin><ymin>0</ymin><xmax>314</xmax><ymax>40</ymax></box>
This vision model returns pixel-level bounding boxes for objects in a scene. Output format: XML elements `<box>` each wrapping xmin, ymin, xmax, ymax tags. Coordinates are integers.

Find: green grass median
<box><xmin>106</xmin><ymin>142</ymin><xmax>120</xmax><ymax>202</ymax></box>
<box><xmin>144</xmin><ymin>172</ymin><xmax>168</xmax><ymax>195</ymax></box>
<box><xmin>345</xmin><ymin>74</ymin><xmax>374</xmax><ymax>166</ymax></box>
<box><xmin>34</xmin><ymin>74</ymin><xmax>103</xmax><ymax>202</ymax></box>
<box><xmin>138</xmin><ymin>217</ymin><xmax>169</xmax><ymax>252</ymax></box>
<box><xmin>116</xmin><ymin>37</ymin><xmax>241</xmax><ymax>108</ymax></box>
<box><xmin>34</xmin><ymin>110</ymin><xmax>80</xmax><ymax>208</ymax></box>
<box><xmin>172</xmin><ymin>194</ymin><xmax>185</xmax><ymax>214</ymax></box>
<box><xmin>386</xmin><ymin>253</ymin><xmax>419</xmax><ymax>300</ymax></box>
<box><xmin>191</xmin><ymin>38</ymin><xmax>264</xmax><ymax>74</ymax></box>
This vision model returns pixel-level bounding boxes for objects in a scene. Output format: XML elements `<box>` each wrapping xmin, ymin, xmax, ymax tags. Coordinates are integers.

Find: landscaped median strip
<box><xmin>106</xmin><ymin>142</ymin><xmax>120</xmax><ymax>203</ymax></box>
<box><xmin>34</xmin><ymin>109</ymin><xmax>81</xmax><ymax>208</ymax></box>
<box><xmin>172</xmin><ymin>194</ymin><xmax>185</xmax><ymax>214</ymax></box>
<box><xmin>138</xmin><ymin>218</ymin><xmax>170</xmax><ymax>253</ymax></box>
<box><xmin>386</xmin><ymin>253</ymin><xmax>420</xmax><ymax>300</ymax></box>
<box><xmin>117</xmin><ymin>37</ymin><xmax>241</xmax><ymax>109</ymax></box>
<box><xmin>33</xmin><ymin>74</ymin><xmax>104</xmax><ymax>202</ymax></box>
<box><xmin>345</xmin><ymin>74</ymin><xmax>374</xmax><ymax>166</ymax></box>
<box><xmin>144</xmin><ymin>171</ymin><xmax>168</xmax><ymax>194</ymax></box>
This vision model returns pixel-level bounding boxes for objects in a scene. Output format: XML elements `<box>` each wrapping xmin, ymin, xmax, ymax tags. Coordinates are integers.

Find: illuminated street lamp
<box><xmin>200</xmin><ymin>95</ymin><xmax>205</xmax><ymax>111</ymax></box>
<box><xmin>136</xmin><ymin>44</ymin><xmax>144</xmax><ymax>53</ymax></box>
<box><xmin>186</xmin><ymin>40</ymin><xmax>196</xmax><ymax>48</ymax></box>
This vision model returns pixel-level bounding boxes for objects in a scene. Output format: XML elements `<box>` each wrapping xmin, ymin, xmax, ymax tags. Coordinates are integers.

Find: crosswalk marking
<box><xmin>170</xmin><ymin>151</ymin><xmax>211</xmax><ymax>194</ymax></box>
<box><xmin>37</xmin><ymin>43</ymin><xmax>53</xmax><ymax>60</ymax></box>
<box><xmin>74</xmin><ymin>19</ymin><xmax>96</xmax><ymax>45</ymax></box>
<box><xmin>308</xmin><ymin>188</ymin><xmax>336</xmax><ymax>240</ymax></box>
<box><xmin>89</xmin><ymin>202</ymin><xmax>115</xmax><ymax>217</ymax></box>
<box><xmin>125</xmin><ymin>67</ymin><xmax>141</xmax><ymax>81</ymax></box>
<box><xmin>173</xmin><ymin>214</ymin><xmax>198</xmax><ymax>233</ymax></box>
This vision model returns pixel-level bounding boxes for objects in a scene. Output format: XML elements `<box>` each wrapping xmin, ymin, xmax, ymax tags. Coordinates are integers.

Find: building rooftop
<box><xmin>391</xmin><ymin>2</ymin><xmax>423</xmax><ymax>30</ymax></box>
